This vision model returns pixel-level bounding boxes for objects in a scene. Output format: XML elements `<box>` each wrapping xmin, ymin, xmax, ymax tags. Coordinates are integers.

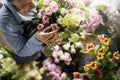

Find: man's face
<box><xmin>13</xmin><ymin>0</ymin><xmax>36</xmax><ymax>16</ymax></box>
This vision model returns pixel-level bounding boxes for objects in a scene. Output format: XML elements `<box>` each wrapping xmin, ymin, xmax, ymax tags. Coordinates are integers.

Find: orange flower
<box><xmin>113</xmin><ymin>51</ymin><xmax>120</xmax><ymax>60</ymax></box>
<box><xmin>90</xmin><ymin>61</ymin><xmax>98</xmax><ymax>70</ymax></box>
<box><xmin>97</xmin><ymin>35</ymin><xmax>104</xmax><ymax>41</ymax></box>
<box><xmin>73</xmin><ymin>72</ymin><xmax>80</xmax><ymax>78</ymax></box>
<box><xmin>100</xmin><ymin>38</ymin><xmax>110</xmax><ymax>46</ymax></box>
<box><xmin>97</xmin><ymin>48</ymin><xmax>105</xmax><ymax>55</ymax></box>
<box><xmin>84</xmin><ymin>64</ymin><xmax>91</xmax><ymax>71</ymax></box>
<box><xmin>86</xmin><ymin>43</ymin><xmax>94</xmax><ymax>52</ymax></box>
<box><xmin>97</xmin><ymin>53</ymin><xmax>104</xmax><ymax>60</ymax></box>
<box><xmin>79</xmin><ymin>35</ymin><xmax>88</xmax><ymax>40</ymax></box>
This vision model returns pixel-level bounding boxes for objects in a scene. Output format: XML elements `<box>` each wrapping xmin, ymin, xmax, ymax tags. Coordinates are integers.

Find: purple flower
<box><xmin>81</xmin><ymin>9</ymin><xmax>102</xmax><ymax>32</ymax></box>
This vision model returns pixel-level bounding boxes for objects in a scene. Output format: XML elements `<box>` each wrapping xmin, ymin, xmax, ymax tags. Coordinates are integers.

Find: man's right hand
<box><xmin>34</xmin><ymin>27</ymin><xmax>58</xmax><ymax>45</ymax></box>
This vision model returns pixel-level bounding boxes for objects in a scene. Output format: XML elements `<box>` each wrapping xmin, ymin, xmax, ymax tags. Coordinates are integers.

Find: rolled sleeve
<box><xmin>30</xmin><ymin>35</ymin><xmax>43</xmax><ymax>46</ymax></box>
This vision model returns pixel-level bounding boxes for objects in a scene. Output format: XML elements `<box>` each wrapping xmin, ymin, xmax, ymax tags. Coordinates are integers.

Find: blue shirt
<box><xmin>0</xmin><ymin>1</ymin><xmax>43</xmax><ymax>58</ymax></box>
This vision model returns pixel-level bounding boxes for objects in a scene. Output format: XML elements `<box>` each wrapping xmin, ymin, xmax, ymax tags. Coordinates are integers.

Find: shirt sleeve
<box><xmin>0</xmin><ymin>17</ymin><xmax>43</xmax><ymax>57</ymax></box>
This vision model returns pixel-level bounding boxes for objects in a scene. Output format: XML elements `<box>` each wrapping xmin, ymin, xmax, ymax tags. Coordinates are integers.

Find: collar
<box><xmin>4</xmin><ymin>1</ymin><xmax>25</xmax><ymax>24</ymax></box>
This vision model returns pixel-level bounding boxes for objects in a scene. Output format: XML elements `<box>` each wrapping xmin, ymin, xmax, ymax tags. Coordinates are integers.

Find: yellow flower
<box><xmin>97</xmin><ymin>48</ymin><xmax>105</xmax><ymax>55</ymax></box>
<box><xmin>90</xmin><ymin>61</ymin><xmax>98</xmax><ymax>70</ymax></box>
<box><xmin>86</xmin><ymin>43</ymin><xmax>94</xmax><ymax>52</ymax></box>
<box><xmin>84</xmin><ymin>64</ymin><xmax>91</xmax><ymax>71</ymax></box>
<box><xmin>39</xmin><ymin>68</ymin><xmax>45</xmax><ymax>75</ymax></box>
<box><xmin>100</xmin><ymin>38</ymin><xmax>110</xmax><ymax>46</ymax></box>
<box><xmin>97</xmin><ymin>53</ymin><xmax>104</xmax><ymax>60</ymax></box>
<box><xmin>113</xmin><ymin>51</ymin><xmax>120</xmax><ymax>60</ymax></box>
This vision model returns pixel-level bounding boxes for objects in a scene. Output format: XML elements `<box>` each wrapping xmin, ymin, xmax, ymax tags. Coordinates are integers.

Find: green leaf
<box><xmin>106</xmin><ymin>52</ymin><xmax>112</xmax><ymax>59</ymax></box>
<box><xmin>96</xmin><ymin>5</ymin><xmax>107</xmax><ymax>12</ymax></box>
<box><xmin>69</xmin><ymin>26</ymin><xmax>77</xmax><ymax>32</ymax></box>
<box><xmin>0</xmin><ymin>46</ymin><xmax>13</xmax><ymax>58</ymax></box>
<box><xmin>42</xmin><ymin>46</ymin><xmax>53</xmax><ymax>57</ymax></box>
<box><xmin>12</xmin><ymin>74</ymin><xmax>22</xmax><ymax>79</ymax></box>
<box><xmin>76</xmin><ymin>28</ymin><xmax>83</xmax><ymax>34</ymax></box>
<box><xmin>61</xmin><ymin>31</ymin><xmax>71</xmax><ymax>39</ymax></box>
<box><xmin>80</xmin><ymin>49</ymin><xmax>88</xmax><ymax>54</ymax></box>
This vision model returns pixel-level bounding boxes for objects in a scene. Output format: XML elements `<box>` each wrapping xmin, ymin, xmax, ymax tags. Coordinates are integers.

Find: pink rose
<box><xmin>37</xmin><ymin>24</ymin><xmax>44</xmax><ymax>30</ymax></box>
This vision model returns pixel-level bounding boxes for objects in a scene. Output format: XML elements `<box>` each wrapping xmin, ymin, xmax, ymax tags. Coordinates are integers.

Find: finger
<box><xmin>45</xmin><ymin>30</ymin><xmax>58</xmax><ymax>35</ymax></box>
<box><xmin>43</xmin><ymin>27</ymin><xmax>51</xmax><ymax>32</ymax></box>
<box><xmin>50</xmin><ymin>33</ymin><xmax>58</xmax><ymax>42</ymax></box>
<box><xmin>41</xmin><ymin>30</ymin><xmax>58</xmax><ymax>39</ymax></box>
<box><xmin>45</xmin><ymin>33</ymin><xmax>56</xmax><ymax>41</ymax></box>
<box><xmin>47</xmin><ymin>33</ymin><xmax>58</xmax><ymax>43</ymax></box>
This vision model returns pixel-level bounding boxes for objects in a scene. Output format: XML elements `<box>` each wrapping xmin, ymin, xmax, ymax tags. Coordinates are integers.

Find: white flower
<box><xmin>73</xmin><ymin>78</ymin><xmax>83</xmax><ymax>80</ymax></box>
<box><xmin>0</xmin><ymin>50</ymin><xmax>2</xmax><ymax>53</ymax></box>
<box><xmin>61</xmin><ymin>72</ymin><xmax>67</xmax><ymax>79</ymax></box>
<box><xmin>35</xmin><ymin>74</ymin><xmax>42</xmax><ymax>80</ymax></box>
<box><xmin>57</xmin><ymin>16</ymin><xmax>62</xmax><ymax>24</ymax></box>
<box><xmin>70</xmin><ymin>45</ymin><xmax>76</xmax><ymax>54</ymax></box>
<box><xmin>61</xmin><ymin>8</ymin><xmax>67</xmax><ymax>15</ymax></box>
<box><xmin>59</xmin><ymin>55</ymin><xmax>65</xmax><ymax>60</ymax></box>
<box><xmin>63</xmin><ymin>43</ymin><xmax>70</xmax><ymax>51</ymax></box>
<box><xmin>6</xmin><ymin>57</ymin><xmax>13</xmax><ymax>62</ymax></box>
<box><xmin>75</xmin><ymin>42</ymin><xmax>84</xmax><ymax>48</ymax></box>
<box><xmin>26</xmin><ymin>69</ymin><xmax>39</xmax><ymax>77</ymax></box>
<box><xmin>0</xmin><ymin>54</ymin><xmax>3</xmax><ymax>59</ymax></box>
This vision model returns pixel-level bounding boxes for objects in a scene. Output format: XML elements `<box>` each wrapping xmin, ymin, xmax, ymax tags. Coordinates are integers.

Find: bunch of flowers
<box><xmin>77</xmin><ymin>36</ymin><xmax>120</xmax><ymax>80</ymax></box>
<box><xmin>0</xmin><ymin>45</ymin><xmax>42</xmax><ymax>80</ymax></box>
<box><xmin>26</xmin><ymin>0</ymin><xmax>120</xmax><ymax>80</ymax></box>
<box><xmin>1</xmin><ymin>0</ymin><xmax>120</xmax><ymax>80</ymax></box>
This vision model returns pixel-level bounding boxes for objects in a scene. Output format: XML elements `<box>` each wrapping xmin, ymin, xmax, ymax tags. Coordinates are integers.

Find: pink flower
<box><xmin>49</xmin><ymin>1</ymin><xmax>58</xmax><ymax>12</ymax></box>
<box><xmin>64</xmin><ymin>53</ymin><xmax>72</xmax><ymax>65</ymax></box>
<box><xmin>42</xmin><ymin>15</ymin><xmax>49</xmax><ymax>24</ymax></box>
<box><xmin>43</xmin><ymin>0</ymin><xmax>51</xmax><ymax>6</ymax></box>
<box><xmin>64</xmin><ymin>56</ymin><xmax>72</xmax><ymax>65</ymax></box>
<box><xmin>54</xmin><ymin>66</ymin><xmax>61</xmax><ymax>74</ymax></box>
<box><xmin>45</xmin><ymin>8</ymin><xmax>52</xmax><ymax>16</ymax></box>
<box><xmin>38</xmin><ymin>9</ymin><xmax>46</xmax><ymax>18</ymax></box>
<box><xmin>48</xmin><ymin>63</ymin><xmax>56</xmax><ymax>71</ymax></box>
<box><xmin>42</xmin><ymin>57</ymin><xmax>53</xmax><ymax>66</ymax></box>
<box><xmin>52</xmin><ymin>46</ymin><xmax>63</xmax><ymax>63</ymax></box>
<box><xmin>37</xmin><ymin>24</ymin><xmax>44</xmax><ymax>30</ymax></box>
<box><xmin>90</xmin><ymin>0</ymin><xmax>112</xmax><ymax>13</ymax></box>
<box><xmin>50</xmin><ymin>23</ymin><xmax>58</xmax><ymax>30</ymax></box>
<box><xmin>81</xmin><ymin>9</ymin><xmax>102</xmax><ymax>32</ymax></box>
<box><xmin>47</xmin><ymin>71</ymin><xmax>61</xmax><ymax>80</ymax></box>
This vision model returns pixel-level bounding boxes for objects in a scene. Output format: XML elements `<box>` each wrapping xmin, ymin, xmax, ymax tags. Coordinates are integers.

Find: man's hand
<box><xmin>34</xmin><ymin>27</ymin><xmax>58</xmax><ymax>45</ymax></box>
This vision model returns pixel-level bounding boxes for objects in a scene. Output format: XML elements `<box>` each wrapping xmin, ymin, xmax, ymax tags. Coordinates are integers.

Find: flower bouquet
<box><xmin>0</xmin><ymin>45</ymin><xmax>42</xmax><ymax>80</ymax></box>
<box><xmin>1</xmin><ymin>0</ymin><xmax>120</xmax><ymax>80</ymax></box>
<box><xmin>23</xmin><ymin>0</ymin><xmax>120</xmax><ymax>80</ymax></box>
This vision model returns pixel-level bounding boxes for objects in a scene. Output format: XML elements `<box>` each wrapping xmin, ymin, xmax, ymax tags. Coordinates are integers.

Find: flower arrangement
<box><xmin>78</xmin><ymin>36</ymin><xmax>120</xmax><ymax>80</ymax></box>
<box><xmin>29</xmin><ymin>0</ymin><xmax>120</xmax><ymax>80</ymax></box>
<box><xmin>0</xmin><ymin>45</ymin><xmax>42</xmax><ymax>80</ymax></box>
<box><xmin>1</xmin><ymin>0</ymin><xmax>120</xmax><ymax>80</ymax></box>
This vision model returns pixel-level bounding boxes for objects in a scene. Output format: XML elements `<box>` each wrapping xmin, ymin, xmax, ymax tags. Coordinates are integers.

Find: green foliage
<box><xmin>42</xmin><ymin>46</ymin><xmax>53</xmax><ymax>57</ymax></box>
<box><xmin>96</xmin><ymin>5</ymin><xmax>107</xmax><ymax>12</ymax></box>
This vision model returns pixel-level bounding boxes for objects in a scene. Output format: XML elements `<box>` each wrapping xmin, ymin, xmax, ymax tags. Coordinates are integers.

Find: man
<box><xmin>0</xmin><ymin>0</ymin><xmax>58</xmax><ymax>63</ymax></box>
